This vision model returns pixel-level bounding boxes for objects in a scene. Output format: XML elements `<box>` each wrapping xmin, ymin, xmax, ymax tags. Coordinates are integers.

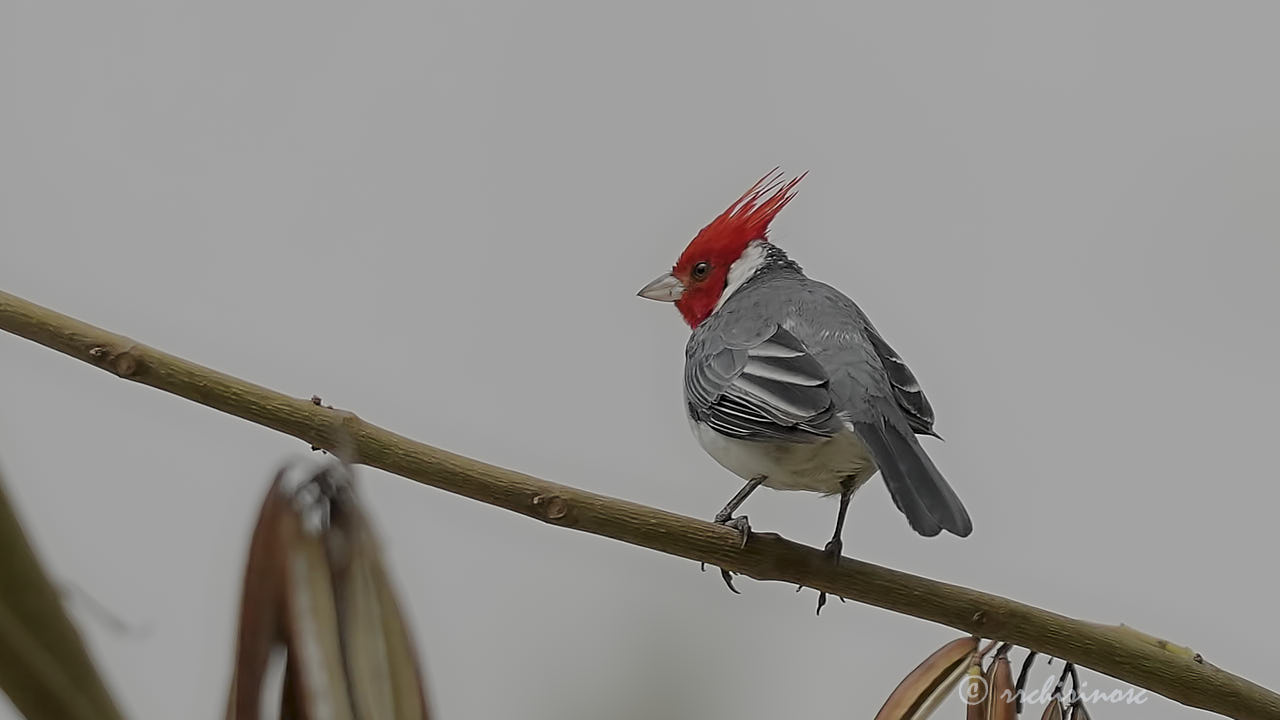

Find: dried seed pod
<box><xmin>226</xmin><ymin>473</ymin><xmax>297</xmax><ymax>720</ymax></box>
<box><xmin>963</xmin><ymin>654</ymin><xmax>989</xmax><ymax>720</ymax></box>
<box><xmin>1040</xmin><ymin>700</ymin><xmax>1064</xmax><ymax>720</ymax></box>
<box><xmin>1067</xmin><ymin>700</ymin><xmax>1092</xmax><ymax>720</ymax></box>
<box><xmin>280</xmin><ymin>497</ymin><xmax>355</xmax><ymax>720</ymax></box>
<box><xmin>328</xmin><ymin>484</ymin><xmax>431</xmax><ymax>720</ymax></box>
<box><xmin>872</xmin><ymin>636</ymin><xmax>979</xmax><ymax>720</ymax></box>
<box><xmin>986</xmin><ymin>647</ymin><xmax>1017</xmax><ymax>720</ymax></box>
<box><xmin>226</xmin><ymin>464</ymin><xmax>432</xmax><ymax>720</ymax></box>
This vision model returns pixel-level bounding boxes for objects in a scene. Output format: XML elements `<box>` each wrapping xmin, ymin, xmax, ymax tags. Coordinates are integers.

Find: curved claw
<box><xmin>706</xmin><ymin>514</ymin><xmax>753</xmax><ymax>594</ymax></box>
<box><xmin>720</xmin><ymin>568</ymin><xmax>740</xmax><ymax>594</ymax></box>
<box><xmin>814</xmin><ymin>589</ymin><xmax>848</xmax><ymax>614</ymax></box>
<box><xmin>814</xmin><ymin>536</ymin><xmax>848</xmax><ymax>613</ymax></box>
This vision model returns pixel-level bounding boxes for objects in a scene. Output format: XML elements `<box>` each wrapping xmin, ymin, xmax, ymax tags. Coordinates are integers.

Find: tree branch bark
<box><xmin>1</xmin><ymin>288</ymin><xmax>1275</xmax><ymax>720</ymax></box>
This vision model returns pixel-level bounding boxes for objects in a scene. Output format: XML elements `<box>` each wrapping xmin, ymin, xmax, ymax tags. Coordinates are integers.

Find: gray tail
<box><xmin>854</xmin><ymin>419</ymin><xmax>972</xmax><ymax>538</ymax></box>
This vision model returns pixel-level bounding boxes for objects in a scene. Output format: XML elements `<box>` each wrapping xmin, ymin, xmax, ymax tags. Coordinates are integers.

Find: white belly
<box><xmin>690</xmin><ymin>420</ymin><xmax>878</xmax><ymax>495</ymax></box>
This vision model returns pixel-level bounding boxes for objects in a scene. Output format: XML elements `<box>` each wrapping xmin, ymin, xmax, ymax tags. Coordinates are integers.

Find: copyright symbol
<box><xmin>959</xmin><ymin>674</ymin><xmax>989</xmax><ymax>706</ymax></box>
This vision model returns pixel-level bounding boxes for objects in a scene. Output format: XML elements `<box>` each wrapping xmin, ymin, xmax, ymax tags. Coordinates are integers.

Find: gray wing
<box><xmin>864</xmin><ymin>326</ymin><xmax>937</xmax><ymax>437</ymax></box>
<box><xmin>685</xmin><ymin>324</ymin><xmax>841</xmax><ymax>442</ymax></box>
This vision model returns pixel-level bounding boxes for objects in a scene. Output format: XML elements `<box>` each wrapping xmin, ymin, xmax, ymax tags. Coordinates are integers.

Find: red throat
<box><xmin>673</xmin><ymin>169</ymin><xmax>805</xmax><ymax>328</ymax></box>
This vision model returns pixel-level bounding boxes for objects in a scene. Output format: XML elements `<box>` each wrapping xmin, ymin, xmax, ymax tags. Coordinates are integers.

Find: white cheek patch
<box><xmin>713</xmin><ymin>240</ymin><xmax>769</xmax><ymax>312</ymax></box>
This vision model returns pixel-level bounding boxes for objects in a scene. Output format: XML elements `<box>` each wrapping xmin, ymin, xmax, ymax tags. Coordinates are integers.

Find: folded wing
<box><xmin>685</xmin><ymin>324</ymin><xmax>842</xmax><ymax>442</ymax></box>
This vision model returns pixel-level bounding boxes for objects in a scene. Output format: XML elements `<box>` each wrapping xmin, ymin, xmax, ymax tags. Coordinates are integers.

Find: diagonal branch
<box><xmin>1</xmin><ymin>288</ymin><xmax>1275</xmax><ymax>720</ymax></box>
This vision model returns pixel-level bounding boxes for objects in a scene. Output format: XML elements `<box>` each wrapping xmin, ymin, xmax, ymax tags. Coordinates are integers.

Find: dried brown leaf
<box><xmin>873</xmin><ymin>636</ymin><xmax>978</xmax><ymax>720</ymax></box>
<box><xmin>986</xmin><ymin>651</ymin><xmax>1017</xmax><ymax>720</ymax></box>
<box><xmin>964</xmin><ymin>655</ymin><xmax>988</xmax><ymax>720</ymax></box>
<box><xmin>281</xmin><ymin>502</ymin><xmax>355</xmax><ymax>720</ymax></box>
<box><xmin>328</xmin><ymin>485</ymin><xmax>430</xmax><ymax>719</ymax></box>
<box><xmin>226</xmin><ymin>472</ymin><xmax>295</xmax><ymax>720</ymax></box>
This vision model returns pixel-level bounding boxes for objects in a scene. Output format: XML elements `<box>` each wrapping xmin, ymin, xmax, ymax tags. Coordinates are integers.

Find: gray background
<box><xmin>3</xmin><ymin>2</ymin><xmax>1278</xmax><ymax>718</ymax></box>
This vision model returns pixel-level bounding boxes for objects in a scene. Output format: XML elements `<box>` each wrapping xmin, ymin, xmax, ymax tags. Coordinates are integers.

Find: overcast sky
<box><xmin>3</xmin><ymin>2</ymin><xmax>1278</xmax><ymax>718</ymax></box>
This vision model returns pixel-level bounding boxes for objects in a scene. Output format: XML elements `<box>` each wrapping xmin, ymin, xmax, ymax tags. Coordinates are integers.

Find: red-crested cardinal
<box><xmin>638</xmin><ymin>171</ymin><xmax>971</xmax><ymax>610</ymax></box>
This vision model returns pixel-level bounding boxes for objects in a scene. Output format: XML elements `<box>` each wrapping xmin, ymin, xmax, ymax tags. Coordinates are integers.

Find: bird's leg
<box><xmin>706</xmin><ymin>475</ymin><xmax>766</xmax><ymax>593</ymax></box>
<box><xmin>823</xmin><ymin>479</ymin><xmax>856</xmax><ymax>563</ymax></box>
<box><xmin>817</xmin><ymin>478</ymin><xmax>857</xmax><ymax>614</ymax></box>
<box><xmin>713</xmin><ymin>475</ymin><xmax>766</xmax><ymax>528</ymax></box>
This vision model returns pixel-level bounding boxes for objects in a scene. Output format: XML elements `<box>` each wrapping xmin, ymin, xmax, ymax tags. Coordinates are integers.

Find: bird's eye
<box><xmin>691</xmin><ymin>262</ymin><xmax>711</xmax><ymax>280</ymax></box>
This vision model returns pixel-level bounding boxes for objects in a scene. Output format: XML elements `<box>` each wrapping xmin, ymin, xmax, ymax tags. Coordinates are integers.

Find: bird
<box><xmin>637</xmin><ymin>170</ymin><xmax>972</xmax><ymax>610</ymax></box>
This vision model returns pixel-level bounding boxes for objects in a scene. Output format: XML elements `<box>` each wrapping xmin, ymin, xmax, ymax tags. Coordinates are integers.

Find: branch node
<box><xmin>531</xmin><ymin>494</ymin><xmax>570</xmax><ymax>523</ymax></box>
<box><xmin>86</xmin><ymin>344</ymin><xmax>142</xmax><ymax>377</ymax></box>
<box><xmin>113</xmin><ymin>351</ymin><xmax>139</xmax><ymax>377</ymax></box>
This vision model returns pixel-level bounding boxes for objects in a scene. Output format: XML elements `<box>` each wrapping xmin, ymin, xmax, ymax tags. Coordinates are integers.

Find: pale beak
<box><xmin>637</xmin><ymin>273</ymin><xmax>685</xmax><ymax>302</ymax></box>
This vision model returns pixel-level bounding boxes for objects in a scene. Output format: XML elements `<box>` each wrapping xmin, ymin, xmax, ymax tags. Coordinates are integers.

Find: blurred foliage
<box><xmin>225</xmin><ymin>463</ymin><xmax>431</xmax><ymax>720</ymax></box>
<box><xmin>0</xmin><ymin>460</ymin><xmax>431</xmax><ymax>720</ymax></box>
<box><xmin>0</xmin><ymin>468</ymin><xmax>124</xmax><ymax>720</ymax></box>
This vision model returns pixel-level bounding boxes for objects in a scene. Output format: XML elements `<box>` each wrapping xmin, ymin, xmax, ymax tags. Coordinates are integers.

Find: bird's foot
<box><xmin>815</xmin><ymin>591</ymin><xmax>847</xmax><ymax>614</ymax></box>
<box><xmin>715</xmin><ymin>514</ymin><xmax>752</xmax><ymax>548</ymax></box>
<box><xmin>815</xmin><ymin>538</ymin><xmax>847</xmax><ymax>614</ymax></box>
<box><xmin>701</xmin><ymin>514</ymin><xmax>752</xmax><ymax>594</ymax></box>
<box><xmin>823</xmin><ymin>537</ymin><xmax>843</xmax><ymax>565</ymax></box>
